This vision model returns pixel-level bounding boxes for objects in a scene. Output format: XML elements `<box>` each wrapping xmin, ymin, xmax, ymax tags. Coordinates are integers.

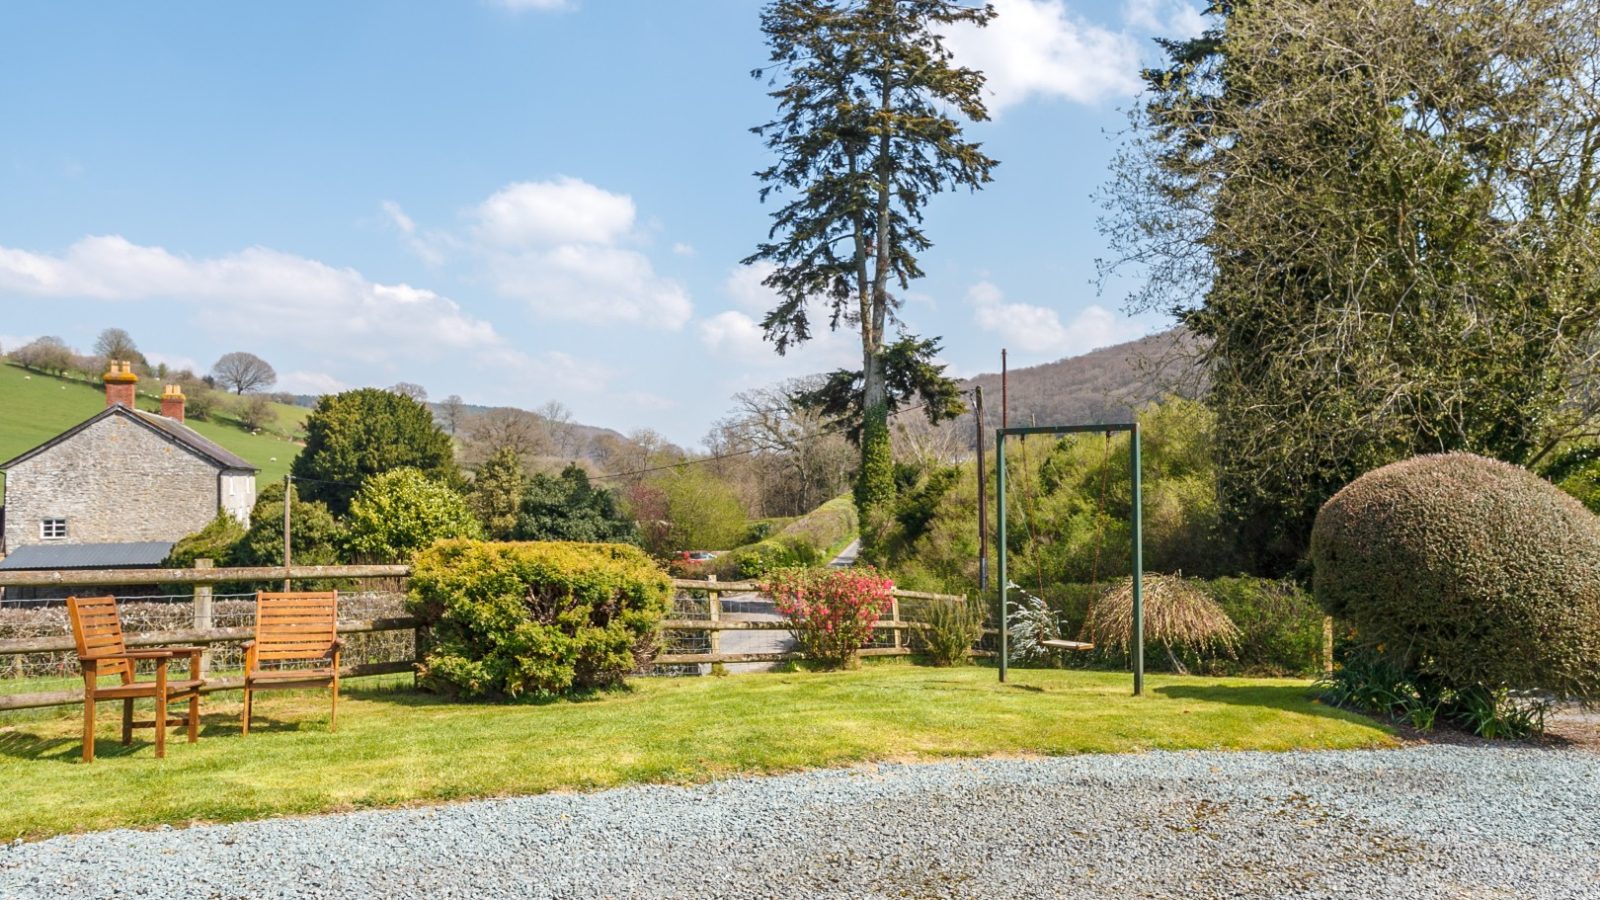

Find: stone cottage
<box><xmin>0</xmin><ymin>361</ymin><xmax>258</xmax><ymax>570</ymax></box>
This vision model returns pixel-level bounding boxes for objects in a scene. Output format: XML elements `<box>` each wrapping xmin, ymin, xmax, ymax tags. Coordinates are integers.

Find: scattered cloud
<box><xmin>0</xmin><ymin>234</ymin><xmax>579</xmax><ymax>383</ymax></box>
<box><xmin>463</xmin><ymin>178</ymin><xmax>692</xmax><ymax>329</ymax></box>
<box><xmin>381</xmin><ymin>200</ymin><xmax>450</xmax><ymax>266</ymax></box>
<box><xmin>277</xmin><ymin>370</ymin><xmax>348</xmax><ymax>395</ymax></box>
<box><xmin>968</xmin><ymin>281</ymin><xmax>1141</xmax><ymax>357</ymax></box>
<box><xmin>144</xmin><ymin>350</ymin><xmax>202</xmax><ymax>375</ymax></box>
<box><xmin>0</xmin><ymin>333</ymin><xmax>37</xmax><ymax>354</ymax></box>
<box><xmin>946</xmin><ymin>0</ymin><xmax>1144</xmax><ymax>112</ymax></box>
<box><xmin>671</xmin><ymin>242</ymin><xmax>695</xmax><ymax>257</ymax></box>
<box><xmin>723</xmin><ymin>262</ymin><xmax>779</xmax><ymax>313</ymax></box>
<box><xmin>1124</xmin><ymin>0</ymin><xmax>1207</xmax><ymax>38</ymax></box>
<box><xmin>473</xmin><ymin>178</ymin><xmax>636</xmax><ymax>248</ymax></box>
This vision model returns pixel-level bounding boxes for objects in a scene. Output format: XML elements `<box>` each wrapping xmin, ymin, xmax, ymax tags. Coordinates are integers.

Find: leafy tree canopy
<box><xmin>515</xmin><ymin>464</ymin><xmax>638</xmax><ymax>544</ymax></box>
<box><xmin>292</xmin><ymin>388</ymin><xmax>460</xmax><ymax>515</ymax></box>
<box><xmin>344</xmin><ymin>468</ymin><xmax>482</xmax><ymax>563</ymax></box>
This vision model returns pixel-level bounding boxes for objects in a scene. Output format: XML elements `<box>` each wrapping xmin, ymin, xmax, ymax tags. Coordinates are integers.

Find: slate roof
<box><xmin>0</xmin><ymin>541</ymin><xmax>175</xmax><ymax>570</ymax></box>
<box><xmin>0</xmin><ymin>405</ymin><xmax>257</xmax><ymax>472</ymax></box>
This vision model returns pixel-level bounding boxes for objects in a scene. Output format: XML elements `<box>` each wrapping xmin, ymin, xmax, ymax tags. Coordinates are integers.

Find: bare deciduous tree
<box><xmin>211</xmin><ymin>351</ymin><xmax>278</xmax><ymax>395</ymax></box>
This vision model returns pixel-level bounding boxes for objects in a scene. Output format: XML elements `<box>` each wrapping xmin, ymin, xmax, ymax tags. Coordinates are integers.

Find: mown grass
<box><xmin>0</xmin><ymin>665</ymin><xmax>1392</xmax><ymax>840</ymax></box>
<box><xmin>0</xmin><ymin>363</ymin><xmax>305</xmax><ymax>495</ymax></box>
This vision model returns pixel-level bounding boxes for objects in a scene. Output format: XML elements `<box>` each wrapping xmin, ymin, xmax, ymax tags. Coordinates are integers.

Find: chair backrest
<box><xmin>253</xmin><ymin>591</ymin><xmax>339</xmax><ymax>664</ymax></box>
<box><xmin>67</xmin><ymin>595</ymin><xmax>131</xmax><ymax>681</ymax></box>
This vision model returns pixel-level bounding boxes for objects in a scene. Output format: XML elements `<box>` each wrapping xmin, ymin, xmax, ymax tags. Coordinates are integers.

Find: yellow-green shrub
<box><xmin>407</xmin><ymin>540</ymin><xmax>673</xmax><ymax>698</ymax></box>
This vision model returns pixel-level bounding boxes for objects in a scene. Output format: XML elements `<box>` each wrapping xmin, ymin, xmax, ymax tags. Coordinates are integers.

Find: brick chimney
<box><xmin>160</xmin><ymin>383</ymin><xmax>186</xmax><ymax>422</ymax></box>
<box><xmin>103</xmin><ymin>360</ymin><xmax>138</xmax><ymax>408</ymax></box>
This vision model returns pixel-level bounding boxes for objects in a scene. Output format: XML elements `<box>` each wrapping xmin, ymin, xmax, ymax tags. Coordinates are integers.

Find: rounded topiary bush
<box><xmin>1311</xmin><ymin>452</ymin><xmax>1600</xmax><ymax>700</ymax></box>
<box><xmin>408</xmin><ymin>540</ymin><xmax>673</xmax><ymax>699</ymax></box>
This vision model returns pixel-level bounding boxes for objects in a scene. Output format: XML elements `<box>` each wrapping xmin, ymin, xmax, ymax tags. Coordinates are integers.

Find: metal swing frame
<box><xmin>996</xmin><ymin>422</ymin><xmax>1145</xmax><ymax>695</ymax></box>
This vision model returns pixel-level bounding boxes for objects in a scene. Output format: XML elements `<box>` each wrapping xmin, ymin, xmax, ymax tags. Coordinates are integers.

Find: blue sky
<box><xmin>0</xmin><ymin>0</ymin><xmax>1201</xmax><ymax>446</ymax></box>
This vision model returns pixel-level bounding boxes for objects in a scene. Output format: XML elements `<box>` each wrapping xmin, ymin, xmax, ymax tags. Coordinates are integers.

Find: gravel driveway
<box><xmin>3</xmin><ymin>745</ymin><xmax>1596</xmax><ymax>899</ymax></box>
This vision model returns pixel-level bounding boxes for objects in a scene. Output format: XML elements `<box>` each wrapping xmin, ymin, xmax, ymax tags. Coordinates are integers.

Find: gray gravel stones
<box><xmin>3</xmin><ymin>745</ymin><xmax>1597</xmax><ymax>899</ymax></box>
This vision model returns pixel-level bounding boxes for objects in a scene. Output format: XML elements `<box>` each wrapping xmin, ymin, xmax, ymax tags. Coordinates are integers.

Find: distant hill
<box><xmin>957</xmin><ymin>329</ymin><xmax>1202</xmax><ymax>428</ymax></box>
<box><xmin>0</xmin><ymin>363</ymin><xmax>307</xmax><ymax>500</ymax></box>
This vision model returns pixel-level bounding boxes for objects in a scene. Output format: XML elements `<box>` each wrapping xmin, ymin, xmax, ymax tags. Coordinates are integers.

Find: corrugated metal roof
<box><xmin>0</xmin><ymin>541</ymin><xmax>175</xmax><ymax>570</ymax></box>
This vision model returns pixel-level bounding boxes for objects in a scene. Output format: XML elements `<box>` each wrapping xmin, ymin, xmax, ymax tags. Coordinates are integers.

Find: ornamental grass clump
<box><xmin>761</xmin><ymin>566</ymin><xmax>895</xmax><ymax>670</ymax></box>
<box><xmin>1082</xmin><ymin>574</ymin><xmax>1240</xmax><ymax>674</ymax></box>
<box><xmin>1311</xmin><ymin>452</ymin><xmax>1600</xmax><ymax>734</ymax></box>
<box><xmin>407</xmin><ymin>539</ymin><xmax>672</xmax><ymax>699</ymax></box>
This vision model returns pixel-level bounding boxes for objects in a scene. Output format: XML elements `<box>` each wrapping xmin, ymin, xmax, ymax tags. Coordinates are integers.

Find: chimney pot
<box><xmin>103</xmin><ymin>359</ymin><xmax>139</xmax><ymax>409</ymax></box>
<box><xmin>160</xmin><ymin>383</ymin><xmax>186</xmax><ymax>423</ymax></box>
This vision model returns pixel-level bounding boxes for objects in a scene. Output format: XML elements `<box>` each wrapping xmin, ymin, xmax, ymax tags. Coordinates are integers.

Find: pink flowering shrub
<box><xmin>760</xmin><ymin>566</ymin><xmax>895</xmax><ymax>669</ymax></box>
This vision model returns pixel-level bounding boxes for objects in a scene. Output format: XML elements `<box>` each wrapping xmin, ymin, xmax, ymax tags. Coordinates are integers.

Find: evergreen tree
<box><xmin>292</xmin><ymin>388</ymin><xmax>460</xmax><ymax>515</ymax></box>
<box><xmin>748</xmin><ymin>0</ymin><xmax>989</xmax><ymax>555</ymax></box>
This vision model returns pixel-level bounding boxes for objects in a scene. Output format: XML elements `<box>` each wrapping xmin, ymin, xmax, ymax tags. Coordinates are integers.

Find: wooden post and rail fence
<box><xmin>0</xmin><ymin>562</ymin><xmax>968</xmax><ymax>712</ymax></box>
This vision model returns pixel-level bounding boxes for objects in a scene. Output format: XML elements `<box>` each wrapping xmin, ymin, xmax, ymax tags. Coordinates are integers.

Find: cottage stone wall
<box><xmin>3</xmin><ymin>415</ymin><xmax>235</xmax><ymax>552</ymax></box>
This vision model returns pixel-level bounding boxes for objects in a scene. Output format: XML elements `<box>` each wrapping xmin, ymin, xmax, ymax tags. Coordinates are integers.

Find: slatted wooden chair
<box><xmin>242</xmin><ymin>591</ymin><xmax>343</xmax><ymax>735</ymax></box>
<box><xmin>67</xmin><ymin>594</ymin><xmax>203</xmax><ymax>762</ymax></box>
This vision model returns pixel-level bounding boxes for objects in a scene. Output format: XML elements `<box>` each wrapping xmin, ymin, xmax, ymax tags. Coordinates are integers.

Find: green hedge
<box><xmin>407</xmin><ymin>540</ymin><xmax>673</xmax><ymax>698</ymax></box>
<box><xmin>712</xmin><ymin>495</ymin><xmax>859</xmax><ymax>579</ymax></box>
<box><xmin>1312</xmin><ymin>452</ymin><xmax>1600</xmax><ymax>701</ymax></box>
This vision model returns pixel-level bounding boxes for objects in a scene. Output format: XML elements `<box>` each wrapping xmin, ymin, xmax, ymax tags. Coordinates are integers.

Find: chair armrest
<box><xmin>81</xmin><ymin>647</ymin><xmax>193</xmax><ymax>661</ymax></box>
<box><xmin>331</xmin><ymin>638</ymin><xmax>346</xmax><ymax>650</ymax></box>
<box><xmin>240</xmin><ymin>640</ymin><xmax>256</xmax><ymax>651</ymax></box>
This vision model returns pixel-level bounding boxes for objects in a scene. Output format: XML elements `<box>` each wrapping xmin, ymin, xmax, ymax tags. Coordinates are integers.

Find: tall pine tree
<box><xmin>748</xmin><ymin>0</ymin><xmax>992</xmax><ymax>555</ymax></box>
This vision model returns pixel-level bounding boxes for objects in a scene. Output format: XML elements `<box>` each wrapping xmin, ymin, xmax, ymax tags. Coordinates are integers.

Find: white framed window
<box><xmin>40</xmin><ymin>518</ymin><xmax>67</xmax><ymax>540</ymax></box>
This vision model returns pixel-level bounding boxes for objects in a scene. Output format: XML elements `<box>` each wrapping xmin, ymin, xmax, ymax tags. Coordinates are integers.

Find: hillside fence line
<box><xmin>0</xmin><ymin>563</ymin><xmax>970</xmax><ymax>712</ymax></box>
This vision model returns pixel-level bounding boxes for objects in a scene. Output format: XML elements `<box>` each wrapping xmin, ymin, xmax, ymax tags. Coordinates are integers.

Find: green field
<box><xmin>0</xmin><ymin>665</ymin><xmax>1393</xmax><ymax>839</ymax></box>
<box><xmin>0</xmin><ymin>363</ymin><xmax>306</xmax><ymax>498</ymax></box>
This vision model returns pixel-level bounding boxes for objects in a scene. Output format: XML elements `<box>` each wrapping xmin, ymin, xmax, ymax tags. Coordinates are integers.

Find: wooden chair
<box><xmin>67</xmin><ymin>595</ymin><xmax>203</xmax><ymax>762</ymax></box>
<box><xmin>242</xmin><ymin>591</ymin><xmax>342</xmax><ymax>735</ymax></box>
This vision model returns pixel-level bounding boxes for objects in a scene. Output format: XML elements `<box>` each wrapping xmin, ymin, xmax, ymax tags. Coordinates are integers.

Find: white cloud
<box><xmin>698</xmin><ymin>308</ymin><xmax>858</xmax><ymax>372</ymax></box>
<box><xmin>473</xmin><ymin>178</ymin><xmax>636</xmax><ymax>248</ymax></box>
<box><xmin>144</xmin><ymin>350</ymin><xmax>202</xmax><ymax>375</ymax></box>
<box><xmin>277</xmin><ymin>370</ymin><xmax>348</xmax><ymax>395</ymax></box>
<box><xmin>671</xmin><ymin>242</ymin><xmax>695</xmax><ymax>257</ymax></box>
<box><xmin>947</xmin><ymin>0</ymin><xmax>1144</xmax><ymax>112</ymax></box>
<box><xmin>458</xmin><ymin>178</ymin><xmax>692</xmax><ymax>329</ymax></box>
<box><xmin>968</xmin><ymin>281</ymin><xmax>1141</xmax><ymax>357</ymax></box>
<box><xmin>485</xmin><ymin>243</ymin><xmax>692</xmax><ymax>329</ymax></box>
<box><xmin>699</xmin><ymin>310</ymin><xmax>774</xmax><ymax>365</ymax></box>
<box><xmin>1124</xmin><ymin>0</ymin><xmax>1206</xmax><ymax>38</ymax></box>
<box><xmin>723</xmin><ymin>262</ymin><xmax>780</xmax><ymax>313</ymax></box>
<box><xmin>0</xmin><ymin>234</ymin><xmax>569</xmax><ymax>378</ymax></box>
<box><xmin>0</xmin><ymin>333</ymin><xmax>38</xmax><ymax>354</ymax></box>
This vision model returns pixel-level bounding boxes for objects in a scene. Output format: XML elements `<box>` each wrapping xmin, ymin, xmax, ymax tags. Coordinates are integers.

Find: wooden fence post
<box><xmin>193</xmin><ymin>559</ymin><xmax>214</xmax><ymax>677</ymax></box>
<box><xmin>1323</xmin><ymin>616</ymin><xmax>1335</xmax><ymax>677</ymax></box>
<box><xmin>891</xmin><ymin>595</ymin><xmax>902</xmax><ymax>652</ymax></box>
<box><xmin>707</xmin><ymin>573</ymin><xmax>721</xmax><ymax>658</ymax></box>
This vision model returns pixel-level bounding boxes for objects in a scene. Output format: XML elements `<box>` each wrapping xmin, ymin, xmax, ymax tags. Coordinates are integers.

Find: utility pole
<box><xmin>974</xmin><ymin>386</ymin><xmax>988</xmax><ymax>591</ymax></box>
<box><xmin>282</xmin><ymin>473</ymin><xmax>292</xmax><ymax>591</ymax></box>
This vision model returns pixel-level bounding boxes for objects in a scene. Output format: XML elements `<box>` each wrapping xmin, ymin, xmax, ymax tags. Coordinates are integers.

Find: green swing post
<box><xmin>995</xmin><ymin>422</ymin><xmax>1144</xmax><ymax>695</ymax></box>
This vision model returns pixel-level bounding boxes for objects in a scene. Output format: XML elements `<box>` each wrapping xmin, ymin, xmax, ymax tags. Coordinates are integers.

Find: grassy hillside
<box><xmin>0</xmin><ymin>363</ymin><xmax>304</xmax><ymax>502</ymax></box>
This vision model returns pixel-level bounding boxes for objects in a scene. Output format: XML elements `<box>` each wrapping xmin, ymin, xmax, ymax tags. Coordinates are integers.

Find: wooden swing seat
<box><xmin>1042</xmin><ymin>639</ymin><xmax>1095</xmax><ymax>652</ymax></box>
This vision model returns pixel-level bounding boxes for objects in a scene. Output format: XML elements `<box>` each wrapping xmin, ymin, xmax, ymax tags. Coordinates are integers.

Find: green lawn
<box><xmin>0</xmin><ymin>363</ymin><xmax>305</xmax><ymax>498</ymax></box>
<box><xmin>0</xmin><ymin>665</ymin><xmax>1392</xmax><ymax>840</ymax></box>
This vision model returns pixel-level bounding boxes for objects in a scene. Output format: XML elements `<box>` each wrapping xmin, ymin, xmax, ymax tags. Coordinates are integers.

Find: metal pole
<box><xmin>975</xmin><ymin>387</ymin><xmax>988</xmax><ymax>592</ymax></box>
<box><xmin>997</xmin><ymin>428</ymin><xmax>1008</xmax><ymax>683</ymax></box>
<box><xmin>1001</xmin><ymin>349</ymin><xmax>1009</xmax><ymax>429</ymax></box>
<box><xmin>282</xmin><ymin>474</ymin><xmax>292</xmax><ymax>592</ymax></box>
<box><xmin>1130</xmin><ymin>423</ymin><xmax>1144</xmax><ymax>696</ymax></box>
